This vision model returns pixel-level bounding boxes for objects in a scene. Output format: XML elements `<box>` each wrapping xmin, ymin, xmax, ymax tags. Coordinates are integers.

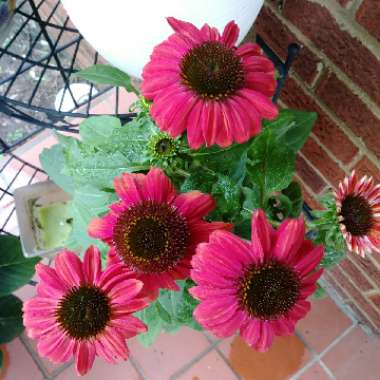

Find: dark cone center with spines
<box><xmin>56</xmin><ymin>285</ymin><xmax>111</xmax><ymax>340</ymax></box>
<box><xmin>239</xmin><ymin>261</ymin><xmax>300</xmax><ymax>320</ymax></box>
<box><xmin>155</xmin><ymin>138</ymin><xmax>174</xmax><ymax>155</ymax></box>
<box><xmin>180</xmin><ymin>41</ymin><xmax>244</xmax><ymax>100</ymax></box>
<box><xmin>113</xmin><ymin>201</ymin><xmax>189</xmax><ymax>273</ymax></box>
<box><xmin>340</xmin><ymin>195</ymin><xmax>373</xmax><ymax>236</ymax></box>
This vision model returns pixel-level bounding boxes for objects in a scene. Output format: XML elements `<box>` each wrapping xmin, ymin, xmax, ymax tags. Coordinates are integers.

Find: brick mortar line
<box><xmin>326</xmin><ymin>268</ymin><xmax>380</xmax><ymax>333</ymax></box>
<box><xmin>284</xmin><ymin>72</ymin><xmax>380</xmax><ymax>171</ymax></box>
<box><xmin>319</xmin><ymin>277</ymin><xmax>360</xmax><ymax>325</ymax></box>
<box><xmin>266</xmin><ymin>1</ymin><xmax>380</xmax><ymax>118</ymax></box>
<box><xmin>310</xmin><ymin>131</ymin><xmax>351</xmax><ymax>172</ymax></box>
<box><xmin>346</xmin><ymin>151</ymin><xmax>364</xmax><ymax>171</ymax></box>
<box><xmin>350</xmin><ymin>0</ymin><xmax>365</xmax><ymax>14</ymax></box>
<box><xmin>310</xmin><ymin>0</ymin><xmax>380</xmax><ymax>55</ymax></box>
<box><xmin>298</xmin><ymin>150</ymin><xmax>336</xmax><ymax>189</ymax></box>
<box><xmin>345</xmin><ymin>256</ymin><xmax>380</xmax><ymax>291</ymax></box>
<box><xmin>295</xmin><ymin>173</ymin><xmax>330</xmax><ymax>197</ymax></box>
<box><xmin>368</xmin><ymin>254</ymin><xmax>380</xmax><ymax>270</ymax></box>
<box><xmin>364</xmin><ymin>289</ymin><xmax>380</xmax><ymax>298</ymax></box>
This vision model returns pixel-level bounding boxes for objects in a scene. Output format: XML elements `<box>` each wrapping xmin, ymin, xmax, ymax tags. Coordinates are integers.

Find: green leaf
<box><xmin>241</xmin><ymin>185</ymin><xmax>261</xmax><ymax>215</ymax></box>
<box><xmin>312</xmin><ymin>283</ymin><xmax>327</xmax><ymax>299</ymax></box>
<box><xmin>321</xmin><ymin>248</ymin><xmax>346</xmax><ymax>269</ymax></box>
<box><xmin>211</xmin><ymin>174</ymin><xmax>241</xmax><ymax>219</ymax></box>
<box><xmin>135</xmin><ymin>305</ymin><xmax>163</xmax><ymax>347</ymax></box>
<box><xmin>66</xmin><ymin>188</ymin><xmax>111</xmax><ymax>255</ymax></box>
<box><xmin>73</xmin><ymin>64</ymin><xmax>138</xmax><ymax>95</ymax></box>
<box><xmin>282</xmin><ymin>181</ymin><xmax>303</xmax><ymax>217</ymax></box>
<box><xmin>0</xmin><ymin>347</ymin><xmax>3</xmax><ymax>369</ymax></box>
<box><xmin>40</xmin><ymin>144</ymin><xmax>75</xmax><ymax>194</ymax></box>
<box><xmin>191</xmin><ymin>143</ymin><xmax>249</xmax><ymax>183</ymax></box>
<box><xmin>0</xmin><ymin>295</ymin><xmax>24</xmax><ymax>344</ymax></box>
<box><xmin>265</xmin><ymin>109</ymin><xmax>317</xmax><ymax>153</ymax></box>
<box><xmin>79</xmin><ymin>116</ymin><xmax>122</xmax><ymax>146</ymax></box>
<box><xmin>0</xmin><ymin>236</ymin><xmax>40</xmax><ymax>296</ymax></box>
<box><xmin>247</xmin><ymin>129</ymin><xmax>295</xmax><ymax>205</ymax></box>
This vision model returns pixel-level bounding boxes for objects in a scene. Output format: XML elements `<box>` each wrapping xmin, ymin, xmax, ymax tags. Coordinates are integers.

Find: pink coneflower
<box><xmin>190</xmin><ymin>210</ymin><xmax>323</xmax><ymax>351</ymax></box>
<box><xmin>88</xmin><ymin>167</ymin><xmax>231</xmax><ymax>299</ymax></box>
<box><xmin>335</xmin><ymin>170</ymin><xmax>380</xmax><ymax>257</ymax></box>
<box><xmin>23</xmin><ymin>247</ymin><xmax>147</xmax><ymax>376</ymax></box>
<box><xmin>141</xmin><ymin>17</ymin><xmax>278</xmax><ymax>149</ymax></box>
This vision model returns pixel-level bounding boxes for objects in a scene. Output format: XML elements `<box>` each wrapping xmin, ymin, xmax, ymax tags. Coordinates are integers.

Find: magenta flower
<box><xmin>335</xmin><ymin>170</ymin><xmax>380</xmax><ymax>257</ymax></box>
<box><xmin>141</xmin><ymin>17</ymin><xmax>278</xmax><ymax>149</ymax></box>
<box><xmin>88</xmin><ymin>167</ymin><xmax>231</xmax><ymax>300</ymax></box>
<box><xmin>23</xmin><ymin>247</ymin><xmax>147</xmax><ymax>376</ymax></box>
<box><xmin>190</xmin><ymin>210</ymin><xmax>323</xmax><ymax>351</ymax></box>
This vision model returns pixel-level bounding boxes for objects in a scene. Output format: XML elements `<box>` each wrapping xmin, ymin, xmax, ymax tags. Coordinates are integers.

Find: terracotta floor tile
<box><xmin>129</xmin><ymin>327</ymin><xmax>211</xmax><ymax>380</ymax></box>
<box><xmin>298</xmin><ymin>363</ymin><xmax>331</xmax><ymax>380</ymax></box>
<box><xmin>296</xmin><ymin>298</ymin><xmax>352</xmax><ymax>352</ymax></box>
<box><xmin>55</xmin><ymin>359</ymin><xmax>142</xmax><ymax>380</ymax></box>
<box><xmin>175</xmin><ymin>350</ymin><xmax>238</xmax><ymax>380</ymax></box>
<box><xmin>322</xmin><ymin>327</ymin><xmax>380</xmax><ymax>380</ymax></box>
<box><xmin>0</xmin><ymin>339</ymin><xmax>44</xmax><ymax>380</ymax></box>
<box><xmin>219</xmin><ymin>334</ymin><xmax>311</xmax><ymax>380</ymax></box>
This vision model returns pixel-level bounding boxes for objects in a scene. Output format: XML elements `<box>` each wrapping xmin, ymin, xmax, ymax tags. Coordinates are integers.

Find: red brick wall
<box><xmin>253</xmin><ymin>0</ymin><xmax>380</xmax><ymax>333</ymax></box>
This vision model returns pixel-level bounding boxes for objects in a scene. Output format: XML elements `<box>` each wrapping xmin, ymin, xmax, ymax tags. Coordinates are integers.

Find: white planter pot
<box><xmin>61</xmin><ymin>0</ymin><xmax>264</xmax><ymax>78</ymax></box>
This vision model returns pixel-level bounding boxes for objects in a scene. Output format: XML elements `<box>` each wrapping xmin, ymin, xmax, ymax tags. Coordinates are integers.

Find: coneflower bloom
<box><xmin>23</xmin><ymin>247</ymin><xmax>147</xmax><ymax>376</ymax></box>
<box><xmin>335</xmin><ymin>170</ymin><xmax>380</xmax><ymax>257</ymax></box>
<box><xmin>141</xmin><ymin>17</ymin><xmax>278</xmax><ymax>149</ymax></box>
<box><xmin>88</xmin><ymin>167</ymin><xmax>231</xmax><ymax>299</ymax></box>
<box><xmin>190</xmin><ymin>210</ymin><xmax>323</xmax><ymax>351</ymax></box>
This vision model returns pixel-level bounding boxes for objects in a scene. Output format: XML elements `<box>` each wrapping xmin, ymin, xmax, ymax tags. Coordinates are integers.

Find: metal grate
<box><xmin>0</xmin><ymin>0</ymin><xmax>137</xmax><ymax>154</ymax></box>
<box><xmin>0</xmin><ymin>0</ymin><xmax>300</xmax><ymax>236</ymax></box>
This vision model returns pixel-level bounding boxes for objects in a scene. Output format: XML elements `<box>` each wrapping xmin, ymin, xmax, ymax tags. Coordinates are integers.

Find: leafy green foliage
<box><xmin>135</xmin><ymin>280</ymin><xmax>201</xmax><ymax>346</ymax></box>
<box><xmin>0</xmin><ymin>295</ymin><xmax>24</xmax><ymax>344</ymax></box>
<box><xmin>264</xmin><ymin>109</ymin><xmax>317</xmax><ymax>153</ymax></box>
<box><xmin>308</xmin><ymin>192</ymin><xmax>347</xmax><ymax>269</ymax></box>
<box><xmin>73</xmin><ymin>64</ymin><xmax>138</xmax><ymax>94</ymax></box>
<box><xmin>312</xmin><ymin>283</ymin><xmax>327</xmax><ymax>299</ymax></box>
<box><xmin>0</xmin><ymin>236</ymin><xmax>40</xmax><ymax>296</ymax></box>
<box><xmin>247</xmin><ymin>128</ymin><xmax>295</xmax><ymax>207</ymax></box>
<box><xmin>40</xmin><ymin>144</ymin><xmax>75</xmax><ymax>194</ymax></box>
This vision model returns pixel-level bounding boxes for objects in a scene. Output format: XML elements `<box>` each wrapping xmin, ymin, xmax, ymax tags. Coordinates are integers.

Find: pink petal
<box><xmin>209</xmin><ymin>230</ymin><xmax>254</xmax><ymax>266</ymax></box>
<box><xmin>240</xmin><ymin>319</ymin><xmax>261</xmax><ymax>347</ymax></box>
<box><xmin>75</xmin><ymin>341</ymin><xmax>96</xmax><ymax>376</ymax></box>
<box><xmin>83</xmin><ymin>245</ymin><xmax>102</xmax><ymax>284</ymax></box>
<box><xmin>167</xmin><ymin>17</ymin><xmax>203</xmax><ymax>44</ymax></box>
<box><xmin>35</xmin><ymin>263</ymin><xmax>67</xmax><ymax>296</ymax></box>
<box><xmin>294</xmin><ymin>245</ymin><xmax>324</xmax><ymax>277</ymax></box>
<box><xmin>221</xmin><ymin>21</ymin><xmax>239</xmax><ymax>47</ymax></box>
<box><xmin>255</xmin><ymin>321</ymin><xmax>275</xmax><ymax>352</ymax></box>
<box><xmin>87</xmin><ymin>214</ymin><xmax>116</xmax><ymax>241</ymax></box>
<box><xmin>108</xmin><ymin>279</ymin><xmax>144</xmax><ymax>302</ymax></box>
<box><xmin>236</xmin><ymin>43</ymin><xmax>262</xmax><ymax>58</ymax></box>
<box><xmin>186</xmin><ymin>101</ymin><xmax>205</xmax><ymax>149</ymax></box>
<box><xmin>173</xmin><ymin>191</ymin><xmax>215</xmax><ymax>221</ymax></box>
<box><xmin>114</xmin><ymin>172</ymin><xmax>146</xmax><ymax>206</ymax></box>
<box><xmin>54</xmin><ymin>251</ymin><xmax>84</xmax><ymax>287</ymax></box>
<box><xmin>37</xmin><ymin>330</ymin><xmax>75</xmax><ymax>364</ymax></box>
<box><xmin>201</xmin><ymin>102</ymin><xmax>218</xmax><ymax>146</ymax></box>
<box><xmin>144</xmin><ymin>167</ymin><xmax>176</xmax><ymax>203</ymax></box>
<box><xmin>245</xmin><ymin>72</ymin><xmax>277</xmax><ymax>97</ymax></box>
<box><xmin>214</xmin><ymin>101</ymin><xmax>234</xmax><ymax>148</ymax></box>
<box><xmin>200</xmin><ymin>23</ymin><xmax>220</xmax><ymax>41</ymax></box>
<box><xmin>98</xmin><ymin>329</ymin><xmax>129</xmax><ymax>361</ymax></box>
<box><xmin>110</xmin><ymin>315</ymin><xmax>147</xmax><ymax>337</ymax></box>
<box><xmin>251</xmin><ymin>209</ymin><xmax>275</xmax><ymax>264</ymax></box>
<box><xmin>239</xmin><ymin>88</ymin><xmax>278</xmax><ymax>120</ymax></box>
<box><xmin>273</xmin><ymin>217</ymin><xmax>305</xmax><ymax>262</ymax></box>
<box><xmin>189</xmin><ymin>220</ymin><xmax>232</xmax><ymax>245</ymax></box>
<box><xmin>113</xmin><ymin>298</ymin><xmax>149</xmax><ymax>315</ymax></box>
